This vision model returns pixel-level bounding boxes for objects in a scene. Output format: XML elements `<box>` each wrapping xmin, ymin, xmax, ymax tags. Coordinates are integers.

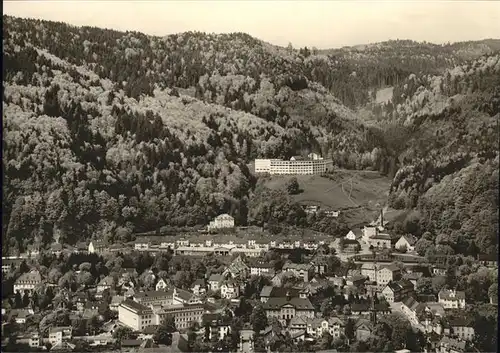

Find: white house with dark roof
<box><xmin>395</xmin><ymin>235</ymin><xmax>418</xmax><ymax>252</ymax></box>
<box><xmin>262</xmin><ymin>293</ymin><xmax>315</xmax><ymax>326</ymax></box>
<box><xmin>306</xmin><ymin>317</ymin><xmax>345</xmax><ymax>338</ymax></box>
<box><xmin>208</xmin><ymin>274</ymin><xmax>224</xmax><ymax>292</ymax></box>
<box><xmin>208</xmin><ymin>214</ymin><xmax>235</xmax><ymax>231</ymax></box>
<box><xmin>381</xmin><ymin>279</ymin><xmax>415</xmax><ymax>303</ymax></box>
<box><xmin>191</xmin><ymin>279</ymin><xmax>207</xmax><ymax>296</ymax></box>
<box><xmin>438</xmin><ymin>289</ymin><xmax>466</xmax><ymax>309</ymax></box>
<box><xmin>220</xmin><ymin>279</ymin><xmax>240</xmax><ymax>299</ymax></box>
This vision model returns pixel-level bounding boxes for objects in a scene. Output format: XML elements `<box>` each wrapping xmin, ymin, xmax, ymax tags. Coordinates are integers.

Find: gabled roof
<box><xmin>399</xmin><ymin>234</ymin><xmax>418</xmax><ymax>246</ymax></box>
<box><xmin>174</xmin><ymin>288</ymin><xmax>194</xmax><ymax>302</ymax></box>
<box><xmin>192</xmin><ymin>278</ymin><xmax>206</xmax><ymax>287</ymax></box>
<box><xmin>439</xmin><ymin>337</ymin><xmax>466</xmax><ymax>351</ymax></box>
<box><xmin>262</xmin><ymin>297</ymin><xmax>314</xmax><ymax>311</ymax></box>
<box><xmin>289</xmin><ymin>316</ymin><xmax>307</xmax><ymax>326</ymax></box>
<box><xmin>438</xmin><ymin>289</ymin><xmax>465</xmax><ymax>301</ymax></box>
<box><xmin>380</xmin><ymin>263</ymin><xmax>401</xmax><ymax>272</ymax></box>
<box><xmin>98</xmin><ymin>276</ymin><xmax>114</xmax><ymax>287</ymax></box>
<box><xmin>15</xmin><ymin>270</ymin><xmax>42</xmax><ymax>283</ymax></box>
<box><xmin>260</xmin><ymin>286</ymin><xmax>274</xmax><ymax>298</ymax></box>
<box><xmin>208</xmin><ymin>274</ymin><xmax>223</xmax><ymax>282</ymax></box>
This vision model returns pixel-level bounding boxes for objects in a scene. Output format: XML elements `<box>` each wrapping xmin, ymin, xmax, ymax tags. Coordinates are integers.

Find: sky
<box><xmin>4</xmin><ymin>1</ymin><xmax>500</xmax><ymax>49</ymax></box>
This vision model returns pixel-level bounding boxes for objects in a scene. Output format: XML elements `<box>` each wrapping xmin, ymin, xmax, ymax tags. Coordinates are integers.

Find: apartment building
<box><xmin>220</xmin><ymin>280</ymin><xmax>240</xmax><ymax>300</ymax></box>
<box><xmin>381</xmin><ymin>280</ymin><xmax>415</xmax><ymax>303</ymax></box>
<box><xmin>254</xmin><ymin>154</ymin><xmax>332</xmax><ymax>175</ymax></box>
<box><xmin>282</xmin><ymin>262</ymin><xmax>314</xmax><ymax>283</ymax></box>
<box><xmin>118</xmin><ymin>299</ymin><xmax>155</xmax><ymax>331</ymax></box>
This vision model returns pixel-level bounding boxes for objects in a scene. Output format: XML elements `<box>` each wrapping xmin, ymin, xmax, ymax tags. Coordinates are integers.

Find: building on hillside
<box><xmin>208</xmin><ymin>274</ymin><xmax>224</xmax><ymax>292</ymax></box>
<box><xmin>262</xmin><ymin>293</ymin><xmax>315</xmax><ymax>326</ymax></box>
<box><xmin>403</xmin><ymin>272</ymin><xmax>424</xmax><ymax>287</ymax></box>
<box><xmin>191</xmin><ymin>279</ymin><xmax>207</xmax><ymax>296</ymax></box>
<box><xmin>254</xmin><ymin>154</ymin><xmax>332</xmax><ymax>175</ymax></box>
<box><xmin>395</xmin><ymin>235</ymin><xmax>418</xmax><ymax>252</ymax></box>
<box><xmin>282</xmin><ymin>262</ymin><xmax>314</xmax><ymax>282</ymax></box>
<box><xmin>29</xmin><ymin>332</ymin><xmax>42</xmax><ymax>348</ymax></box>
<box><xmin>220</xmin><ymin>280</ymin><xmax>240</xmax><ymax>300</ymax></box>
<box><xmin>377</xmin><ymin>264</ymin><xmax>402</xmax><ymax>289</ymax></box>
<box><xmin>381</xmin><ymin>280</ymin><xmax>415</xmax><ymax>303</ymax></box>
<box><xmin>88</xmin><ymin>240</ymin><xmax>107</xmax><ymax>254</ymax></box>
<box><xmin>438</xmin><ymin>289</ymin><xmax>466</xmax><ymax>309</ymax></box>
<box><xmin>203</xmin><ymin>314</ymin><xmax>232</xmax><ymax>341</ymax></box>
<box><xmin>208</xmin><ymin>214</ymin><xmax>235</xmax><ymax>231</ymax></box>
<box><xmin>259</xmin><ymin>287</ymin><xmax>304</xmax><ymax>303</ymax></box>
<box><xmin>224</xmin><ymin>256</ymin><xmax>249</xmax><ymax>279</ymax></box>
<box><xmin>345</xmin><ymin>230</ymin><xmax>357</xmax><ymax>241</ymax></box>
<box><xmin>13</xmin><ymin>270</ymin><xmax>42</xmax><ymax>295</ymax></box>
<box><xmin>311</xmin><ymin>257</ymin><xmax>328</xmax><ymax>275</ymax></box>
<box><xmin>48</xmin><ymin>327</ymin><xmax>73</xmax><ymax>346</ymax></box>
<box><xmin>118</xmin><ymin>299</ymin><xmax>154</xmax><ymax>331</ymax></box>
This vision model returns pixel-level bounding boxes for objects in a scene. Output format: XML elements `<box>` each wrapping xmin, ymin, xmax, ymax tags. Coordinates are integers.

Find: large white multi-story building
<box><xmin>255</xmin><ymin>153</ymin><xmax>332</xmax><ymax>175</ymax></box>
<box><xmin>208</xmin><ymin>214</ymin><xmax>235</xmax><ymax>231</ymax></box>
<box><xmin>438</xmin><ymin>289</ymin><xmax>466</xmax><ymax>309</ymax></box>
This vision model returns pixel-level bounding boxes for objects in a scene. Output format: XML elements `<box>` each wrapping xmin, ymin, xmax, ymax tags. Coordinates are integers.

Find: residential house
<box><xmin>155</xmin><ymin>278</ymin><xmax>169</xmax><ymax>291</ymax></box>
<box><xmin>403</xmin><ymin>272</ymin><xmax>424</xmax><ymax>287</ymax></box>
<box><xmin>343</xmin><ymin>239</ymin><xmax>361</xmax><ymax>253</ymax></box>
<box><xmin>437</xmin><ymin>337</ymin><xmax>466</xmax><ymax>353</ymax></box>
<box><xmin>248</xmin><ymin>260</ymin><xmax>274</xmax><ymax>277</ymax></box>
<box><xmin>88</xmin><ymin>240</ymin><xmax>107</xmax><ymax>254</ymax></box>
<box><xmin>369</xmin><ymin>233</ymin><xmax>398</xmax><ymax>249</ymax></box>
<box><xmin>360</xmin><ymin>263</ymin><xmax>377</xmax><ymax>280</ymax></box>
<box><xmin>262</xmin><ymin>293</ymin><xmax>315</xmax><ymax>326</ymax></box>
<box><xmin>49</xmin><ymin>326</ymin><xmax>73</xmax><ymax>346</ymax></box>
<box><xmin>239</xmin><ymin>330</ymin><xmax>255</xmax><ymax>352</ymax></box>
<box><xmin>306</xmin><ymin>317</ymin><xmax>345</xmax><ymax>339</ymax></box>
<box><xmin>433</xmin><ymin>266</ymin><xmax>447</xmax><ymax>276</ymax></box>
<box><xmin>282</xmin><ymin>262</ymin><xmax>314</xmax><ymax>282</ymax></box>
<box><xmin>288</xmin><ymin>316</ymin><xmax>308</xmax><ymax>335</ymax></box>
<box><xmin>345</xmin><ymin>275</ymin><xmax>366</xmax><ymax>287</ymax></box>
<box><xmin>13</xmin><ymin>270</ymin><xmax>42</xmax><ymax>295</ymax></box>
<box><xmin>191</xmin><ymin>279</ymin><xmax>207</xmax><ymax>296</ymax></box>
<box><xmin>351</xmin><ymin>302</ymin><xmax>391</xmax><ymax>316</ymax></box>
<box><xmin>400</xmin><ymin>297</ymin><xmax>426</xmax><ymax>326</ymax></box>
<box><xmin>311</xmin><ymin>257</ymin><xmax>328</xmax><ymax>275</ymax></box>
<box><xmin>208</xmin><ymin>214</ymin><xmax>235</xmax><ymax>232</ymax></box>
<box><xmin>208</xmin><ymin>274</ymin><xmax>224</xmax><ymax>292</ymax></box>
<box><xmin>220</xmin><ymin>280</ymin><xmax>240</xmax><ymax>300</ymax></box>
<box><xmin>224</xmin><ymin>256</ymin><xmax>250</xmax><ymax>279</ymax></box>
<box><xmin>173</xmin><ymin>288</ymin><xmax>201</xmax><ymax>305</ymax></box>
<box><xmin>448</xmin><ymin>316</ymin><xmax>475</xmax><ymax>341</ymax></box>
<box><xmin>203</xmin><ymin>314</ymin><xmax>232</xmax><ymax>341</ymax></box>
<box><xmin>355</xmin><ymin>319</ymin><xmax>373</xmax><ymax>342</ymax></box>
<box><xmin>29</xmin><ymin>332</ymin><xmax>42</xmax><ymax>348</ymax></box>
<box><xmin>8</xmin><ymin>309</ymin><xmax>33</xmax><ymax>324</ymax></box>
<box><xmin>97</xmin><ymin>276</ymin><xmax>114</xmax><ymax>293</ymax></box>
<box><xmin>345</xmin><ymin>230</ymin><xmax>357</xmax><ymax>241</ymax></box>
<box><xmin>328</xmin><ymin>276</ymin><xmax>345</xmax><ymax>288</ymax></box>
<box><xmin>395</xmin><ymin>235</ymin><xmax>417</xmax><ymax>252</ymax></box>
<box><xmin>51</xmin><ymin>242</ymin><xmax>63</xmax><ymax>256</ymax></box>
<box><xmin>381</xmin><ymin>280</ymin><xmax>414</xmax><ymax>303</ymax></box>
<box><xmin>438</xmin><ymin>289</ymin><xmax>466</xmax><ymax>309</ymax></box>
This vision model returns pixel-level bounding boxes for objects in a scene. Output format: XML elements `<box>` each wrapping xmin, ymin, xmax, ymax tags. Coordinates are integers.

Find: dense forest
<box><xmin>2</xmin><ymin>15</ymin><xmax>499</xmax><ymax>257</ymax></box>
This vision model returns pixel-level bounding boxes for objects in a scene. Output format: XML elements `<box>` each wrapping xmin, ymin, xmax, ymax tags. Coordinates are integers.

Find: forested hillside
<box><xmin>2</xmin><ymin>15</ymin><xmax>499</xmax><ymax>257</ymax></box>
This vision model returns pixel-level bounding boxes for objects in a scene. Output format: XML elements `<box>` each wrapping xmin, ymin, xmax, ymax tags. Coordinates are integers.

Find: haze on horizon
<box><xmin>4</xmin><ymin>1</ymin><xmax>500</xmax><ymax>49</ymax></box>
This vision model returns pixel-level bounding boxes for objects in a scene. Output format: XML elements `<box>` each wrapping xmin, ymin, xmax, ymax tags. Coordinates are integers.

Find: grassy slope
<box><xmin>256</xmin><ymin>168</ymin><xmax>395</xmax><ymax>227</ymax></box>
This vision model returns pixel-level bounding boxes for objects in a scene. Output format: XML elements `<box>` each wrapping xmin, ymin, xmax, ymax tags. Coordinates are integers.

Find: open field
<box><xmin>258</xmin><ymin>169</ymin><xmax>397</xmax><ymax>227</ymax></box>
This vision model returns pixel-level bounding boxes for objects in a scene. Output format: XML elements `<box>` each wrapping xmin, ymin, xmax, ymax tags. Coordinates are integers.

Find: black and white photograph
<box><xmin>2</xmin><ymin>1</ymin><xmax>499</xmax><ymax>352</ymax></box>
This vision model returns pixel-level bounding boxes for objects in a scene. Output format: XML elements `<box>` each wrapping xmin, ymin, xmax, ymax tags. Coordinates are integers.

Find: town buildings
<box><xmin>118</xmin><ymin>299</ymin><xmax>155</xmax><ymax>331</ymax></box>
<box><xmin>262</xmin><ymin>292</ymin><xmax>315</xmax><ymax>326</ymax></box>
<box><xmin>254</xmin><ymin>153</ymin><xmax>332</xmax><ymax>175</ymax></box>
<box><xmin>395</xmin><ymin>235</ymin><xmax>418</xmax><ymax>252</ymax></box>
<box><xmin>381</xmin><ymin>280</ymin><xmax>415</xmax><ymax>303</ymax></box>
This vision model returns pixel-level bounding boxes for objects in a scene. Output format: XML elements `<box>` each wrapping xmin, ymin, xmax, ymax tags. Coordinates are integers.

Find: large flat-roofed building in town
<box><xmin>155</xmin><ymin>304</ymin><xmax>205</xmax><ymax>330</ymax></box>
<box><xmin>118</xmin><ymin>299</ymin><xmax>155</xmax><ymax>331</ymax></box>
<box><xmin>255</xmin><ymin>153</ymin><xmax>332</xmax><ymax>175</ymax></box>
